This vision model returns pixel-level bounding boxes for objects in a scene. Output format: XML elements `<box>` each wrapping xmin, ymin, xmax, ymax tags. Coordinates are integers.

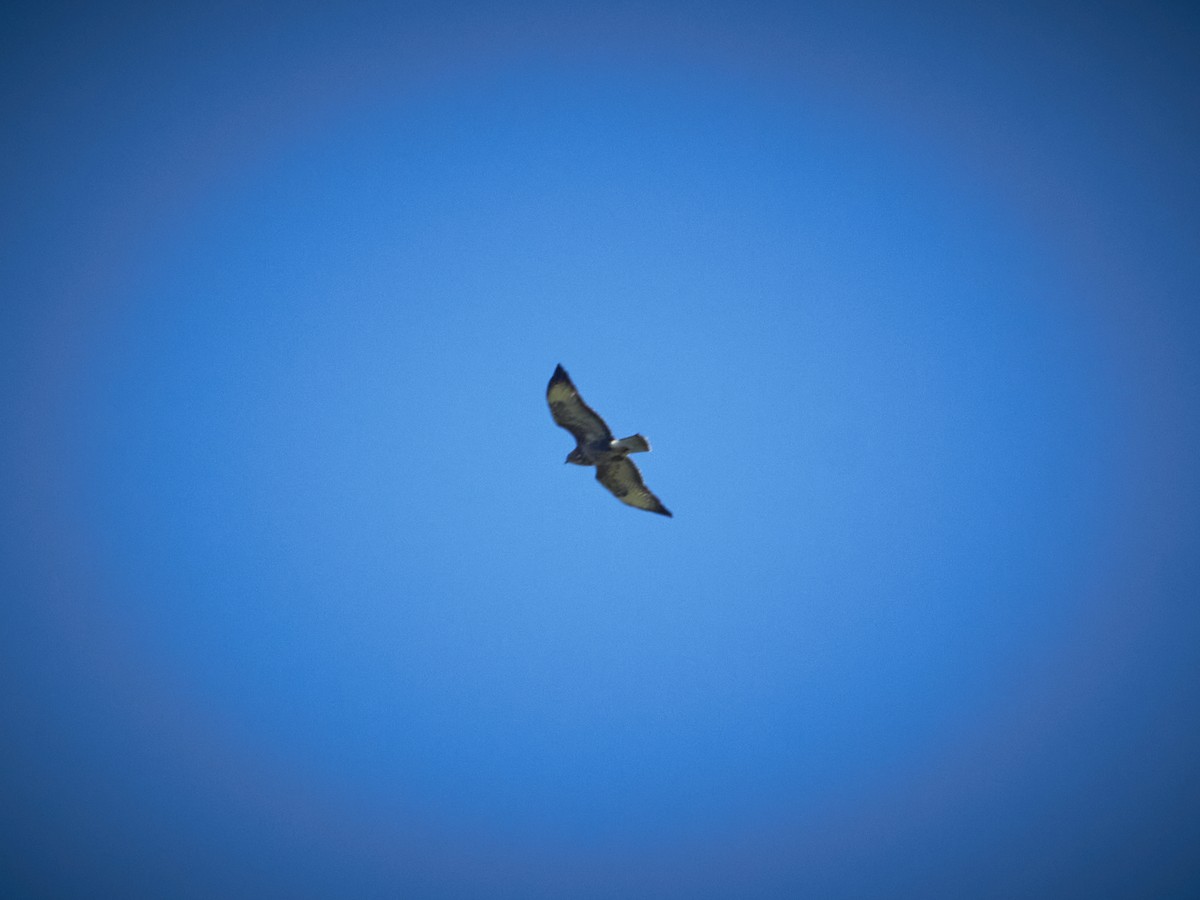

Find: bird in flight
<box><xmin>546</xmin><ymin>364</ymin><xmax>672</xmax><ymax>517</ymax></box>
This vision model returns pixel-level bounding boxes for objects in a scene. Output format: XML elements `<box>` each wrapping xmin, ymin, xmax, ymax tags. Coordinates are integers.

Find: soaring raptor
<box><xmin>547</xmin><ymin>364</ymin><xmax>672</xmax><ymax>517</ymax></box>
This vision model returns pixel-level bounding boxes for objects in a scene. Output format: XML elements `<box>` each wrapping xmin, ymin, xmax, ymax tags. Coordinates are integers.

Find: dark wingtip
<box><xmin>656</xmin><ymin>506</ymin><xmax>673</xmax><ymax>518</ymax></box>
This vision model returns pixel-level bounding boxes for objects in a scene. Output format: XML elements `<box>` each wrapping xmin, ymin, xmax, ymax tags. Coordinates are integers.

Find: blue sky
<box><xmin>3</xmin><ymin>1</ymin><xmax>1199</xmax><ymax>896</ymax></box>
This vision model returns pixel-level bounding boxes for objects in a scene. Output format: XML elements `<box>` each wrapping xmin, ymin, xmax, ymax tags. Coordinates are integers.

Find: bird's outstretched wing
<box><xmin>547</xmin><ymin>364</ymin><xmax>613</xmax><ymax>444</ymax></box>
<box><xmin>596</xmin><ymin>458</ymin><xmax>673</xmax><ymax>517</ymax></box>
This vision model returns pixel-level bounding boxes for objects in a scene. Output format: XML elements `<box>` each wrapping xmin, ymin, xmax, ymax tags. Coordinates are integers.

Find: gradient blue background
<box><xmin>4</xmin><ymin>1</ymin><xmax>1199</xmax><ymax>897</ymax></box>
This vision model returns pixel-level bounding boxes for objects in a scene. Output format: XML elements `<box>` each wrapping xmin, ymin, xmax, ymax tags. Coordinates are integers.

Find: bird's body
<box><xmin>546</xmin><ymin>364</ymin><xmax>672</xmax><ymax>517</ymax></box>
<box><xmin>565</xmin><ymin>433</ymin><xmax>651</xmax><ymax>467</ymax></box>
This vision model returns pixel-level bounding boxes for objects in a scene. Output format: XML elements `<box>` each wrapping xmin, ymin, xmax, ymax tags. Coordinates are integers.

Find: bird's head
<box><xmin>565</xmin><ymin>448</ymin><xmax>586</xmax><ymax>465</ymax></box>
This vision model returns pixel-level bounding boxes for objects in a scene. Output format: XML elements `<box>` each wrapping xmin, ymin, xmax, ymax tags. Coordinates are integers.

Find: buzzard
<box><xmin>547</xmin><ymin>364</ymin><xmax>672</xmax><ymax>517</ymax></box>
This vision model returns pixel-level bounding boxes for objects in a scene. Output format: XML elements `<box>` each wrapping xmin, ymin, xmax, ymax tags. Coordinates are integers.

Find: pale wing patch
<box><xmin>596</xmin><ymin>458</ymin><xmax>672</xmax><ymax>517</ymax></box>
<box><xmin>547</xmin><ymin>365</ymin><xmax>612</xmax><ymax>443</ymax></box>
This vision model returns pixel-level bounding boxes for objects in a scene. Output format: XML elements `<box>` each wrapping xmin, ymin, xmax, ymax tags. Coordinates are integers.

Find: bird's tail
<box><xmin>614</xmin><ymin>434</ymin><xmax>651</xmax><ymax>454</ymax></box>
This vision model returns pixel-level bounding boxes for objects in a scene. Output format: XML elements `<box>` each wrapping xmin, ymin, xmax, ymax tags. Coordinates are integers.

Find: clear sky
<box><xmin>3</xmin><ymin>1</ymin><xmax>1199</xmax><ymax>897</ymax></box>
